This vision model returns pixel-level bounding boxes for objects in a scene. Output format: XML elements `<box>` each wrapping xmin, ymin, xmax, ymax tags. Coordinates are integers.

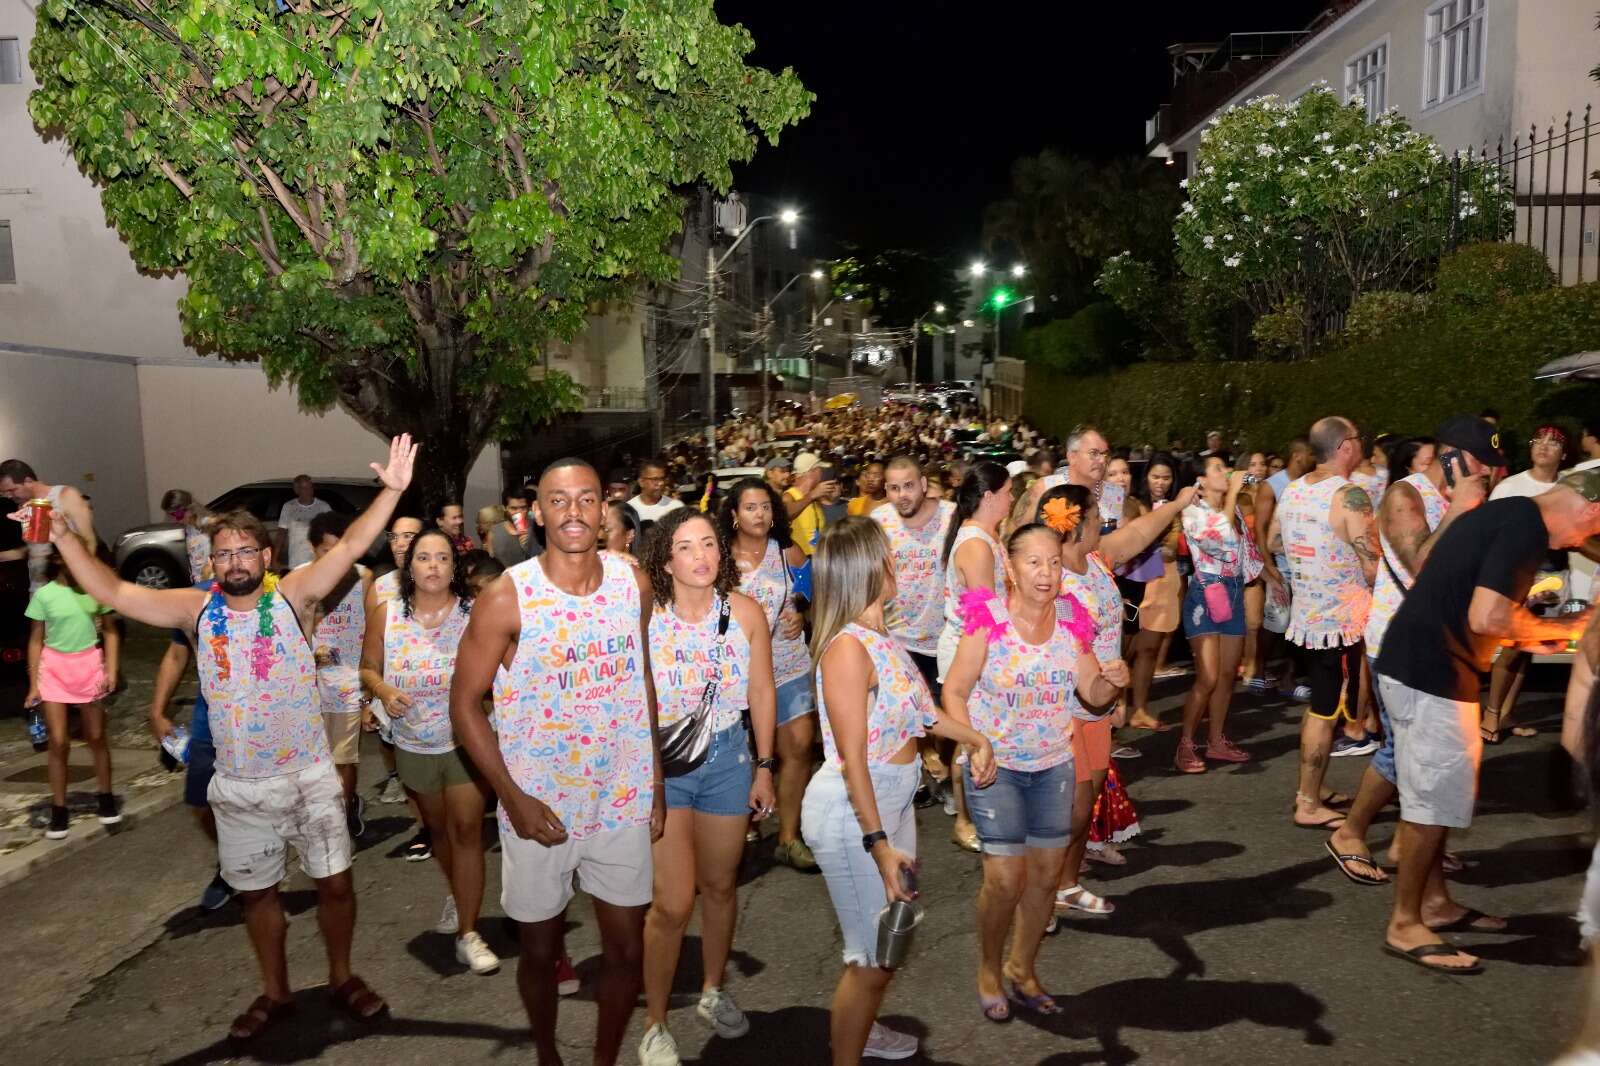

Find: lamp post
<box><xmin>908</xmin><ymin>301</ymin><xmax>947</xmax><ymax>387</ymax></box>
<box><xmin>810</xmin><ymin>294</ymin><xmax>842</xmax><ymax>410</ymax></box>
<box><xmin>969</xmin><ymin>261</ymin><xmax>1028</xmax><ymax>362</ymax></box>
<box><xmin>760</xmin><ymin>267</ymin><xmax>825</xmax><ymax>431</ymax></box>
<box><xmin>706</xmin><ymin>208</ymin><xmax>799</xmax><ymax>464</ymax></box>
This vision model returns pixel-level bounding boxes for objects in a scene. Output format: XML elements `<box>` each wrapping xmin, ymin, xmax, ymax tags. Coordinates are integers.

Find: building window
<box><xmin>0</xmin><ymin>221</ymin><xmax>14</xmax><ymax>284</ymax></box>
<box><xmin>1424</xmin><ymin>0</ymin><xmax>1485</xmax><ymax>110</ymax></box>
<box><xmin>1345</xmin><ymin>38</ymin><xmax>1387</xmax><ymax>119</ymax></box>
<box><xmin>0</xmin><ymin>38</ymin><xmax>22</xmax><ymax>84</ymax></box>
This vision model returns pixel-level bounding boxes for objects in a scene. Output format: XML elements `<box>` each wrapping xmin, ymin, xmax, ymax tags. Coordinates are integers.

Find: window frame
<box><xmin>1421</xmin><ymin>0</ymin><xmax>1487</xmax><ymax>114</ymax></box>
<box><xmin>1344</xmin><ymin>34</ymin><xmax>1390</xmax><ymax>120</ymax></box>
<box><xmin>0</xmin><ymin>37</ymin><xmax>21</xmax><ymax>85</ymax></box>
<box><xmin>0</xmin><ymin>220</ymin><xmax>14</xmax><ymax>285</ymax></box>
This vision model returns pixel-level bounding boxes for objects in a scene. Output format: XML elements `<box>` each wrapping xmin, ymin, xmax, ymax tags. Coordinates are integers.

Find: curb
<box><xmin>0</xmin><ymin>777</ymin><xmax>185</xmax><ymax>891</ymax></box>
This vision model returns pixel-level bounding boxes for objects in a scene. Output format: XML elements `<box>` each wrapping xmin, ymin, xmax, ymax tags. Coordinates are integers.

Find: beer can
<box><xmin>23</xmin><ymin>498</ymin><xmax>53</xmax><ymax>544</ymax></box>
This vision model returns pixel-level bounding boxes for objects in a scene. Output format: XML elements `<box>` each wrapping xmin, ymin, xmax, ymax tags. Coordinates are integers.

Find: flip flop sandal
<box><xmin>1511</xmin><ymin>726</ymin><xmax>1538</xmax><ymax>738</ymax></box>
<box><xmin>1324</xmin><ymin>840</ymin><xmax>1388</xmax><ymax>885</ymax></box>
<box><xmin>1086</xmin><ymin>846</ymin><xmax>1129</xmax><ymax>867</ymax></box>
<box><xmin>1382</xmin><ymin>941</ymin><xmax>1483</xmax><ymax>975</ymax></box>
<box><xmin>1426</xmin><ymin>907</ymin><xmax>1508</xmax><ymax>934</ymax></box>
<box><xmin>1294</xmin><ymin>815</ymin><xmax>1346</xmax><ymax>831</ymax></box>
<box><xmin>1441</xmin><ymin>851</ymin><xmax>1479</xmax><ymax>874</ymax></box>
<box><xmin>1055</xmin><ymin>886</ymin><xmax>1115</xmax><ymax>915</ymax></box>
<box><xmin>978</xmin><ymin>992</ymin><xmax>1012</xmax><ymax>1023</ymax></box>
<box><xmin>329</xmin><ymin>975</ymin><xmax>388</xmax><ymax>1022</ymax></box>
<box><xmin>229</xmin><ymin>995</ymin><xmax>295</xmax><ymax>1041</ymax></box>
<box><xmin>1322</xmin><ymin>791</ymin><xmax>1352</xmax><ymax>809</ymax></box>
<box><xmin>1008</xmin><ymin>983</ymin><xmax>1063</xmax><ymax>1015</ymax></box>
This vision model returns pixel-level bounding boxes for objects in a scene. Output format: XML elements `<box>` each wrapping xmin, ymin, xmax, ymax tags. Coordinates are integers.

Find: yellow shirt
<box><xmin>847</xmin><ymin>495</ymin><xmax>882</xmax><ymax>517</ymax></box>
<box><xmin>787</xmin><ymin>487</ymin><xmax>825</xmax><ymax>555</ymax></box>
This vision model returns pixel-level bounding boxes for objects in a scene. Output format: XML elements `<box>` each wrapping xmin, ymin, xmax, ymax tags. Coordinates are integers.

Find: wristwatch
<box><xmin>861</xmin><ymin>829</ymin><xmax>888</xmax><ymax>853</ymax></box>
<box><xmin>755</xmin><ymin>757</ymin><xmax>776</xmax><ymax>771</ymax></box>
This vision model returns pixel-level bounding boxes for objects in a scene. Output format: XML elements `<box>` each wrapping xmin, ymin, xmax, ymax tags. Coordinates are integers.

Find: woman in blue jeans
<box><xmin>802</xmin><ymin>517</ymin><xmax>996</xmax><ymax>1064</ymax></box>
<box><xmin>637</xmin><ymin>509</ymin><xmax>777</xmax><ymax>1066</ymax></box>
<box><xmin>1174</xmin><ymin>457</ymin><xmax>1263</xmax><ymax>773</ymax></box>
<box><xmin>943</xmin><ymin>523</ymin><xmax>1127</xmax><ymax>1020</ymax></box>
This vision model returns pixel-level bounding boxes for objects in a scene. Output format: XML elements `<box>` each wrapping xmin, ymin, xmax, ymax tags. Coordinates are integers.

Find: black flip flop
<box><xmin>1325</xmin><ymin>839</ymin><xmax>1387</xmax><ymax>885</ymax></box>
<box><xmin>1427</xmin><ymin>907</ymin><xmax>1508</xmax><ymax>934</ymax></box>
<box><xmin>1295</xmin><ymin>815</ymin><xmax>1346</xmax><ymax>831</ymax></box>
<box><xmin>1383</xmin><ymin>941</ymin><xmax>1483</xmax><ymax>975</ymax></box>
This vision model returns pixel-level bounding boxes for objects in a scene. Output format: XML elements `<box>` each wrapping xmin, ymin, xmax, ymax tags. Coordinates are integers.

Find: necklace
<box><xmin>205</xmin><ymin>572</ymin><xmax>281</xmax><ymax>683</ymax></box>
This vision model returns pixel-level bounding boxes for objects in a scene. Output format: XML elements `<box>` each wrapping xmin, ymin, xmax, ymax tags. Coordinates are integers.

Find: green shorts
<box><xmin>395</xmin><ymin>746</ymin><xmax>480</xmax><ymax>794</ymax></box>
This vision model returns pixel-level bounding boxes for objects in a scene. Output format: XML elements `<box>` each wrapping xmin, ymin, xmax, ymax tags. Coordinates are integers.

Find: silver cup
<box><xmin>875</xmin><ymin>900</ymin><xmax>924</xmax><ymax>970</ymax></box>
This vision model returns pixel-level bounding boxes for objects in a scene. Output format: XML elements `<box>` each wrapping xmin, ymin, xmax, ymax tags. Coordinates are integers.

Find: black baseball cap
<box><xmin>1434</xmin><ymin>415</ymin><xmax>1507</xmax><ymax>468</ymax></box>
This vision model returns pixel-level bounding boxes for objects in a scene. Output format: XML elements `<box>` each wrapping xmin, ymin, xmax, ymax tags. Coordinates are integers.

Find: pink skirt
<box><xmin>39</xmin><ymin>646</ymin><xmax>105</xmax><ymax>705</ymax></box>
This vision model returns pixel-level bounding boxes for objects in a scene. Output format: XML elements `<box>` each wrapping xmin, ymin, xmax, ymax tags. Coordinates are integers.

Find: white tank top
<box><xmin>873</xmin><ymin>499</ymin><xmax>956</xmax><ymax>655</ymax></box>
<box><xmin>963</xmin><ymin>598</ymin><xmax>1076</xmax><ymax>772</ymax></box>
<box><xmin>383</xmin><ymin>599</ymin><xmax>470</xmax><ymax>754</ymax></box>
<box><xmin>816</xmin><ymin>623</ymin><xmax>935</xmax><ymax>770</ymax></box>
<box><xmin>1279</xmin><ymin>475</ymin><xmax>1371</xmax><ymax>648</ymax></box>
<box><xmin>942</xmin><ymin>525</ymin><xmax>1006</xmax><ymax>631</ymax></box>
<box><xmin>1364</xmin><ymin>473</ymin><xmax>1447</xmax><ymax>654</ymax></box>
<box><xmin>649</xmin><ymin>594</ymin><xmax>751</xmax><ymax>733</ymax></box>
<box><xmin>738</xmin><ymin>539</ymin><xmax>810</xmax><ymax>687</ymax></box>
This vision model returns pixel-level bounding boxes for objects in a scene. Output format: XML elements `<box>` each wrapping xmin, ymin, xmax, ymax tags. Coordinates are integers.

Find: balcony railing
<box><xmin>581</xmin><ymin>385</ymin><xmax>649</xmax><ymax>410</ymax></box>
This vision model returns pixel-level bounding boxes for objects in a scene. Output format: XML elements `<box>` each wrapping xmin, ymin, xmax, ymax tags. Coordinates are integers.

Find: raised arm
<box><xmin>1101</xmin><ymin>485</ymin><xmax>1199</xmax><ymax>569</ymax></box>
<box><xmin>281</xmin><ymin>435</ymin><xmax>416</xmax><ymax>607</ymax></box>
<box><xmin>50</xmin><ymin>511</ymin><xmax>205</xmax><ymax>629</ymax></box>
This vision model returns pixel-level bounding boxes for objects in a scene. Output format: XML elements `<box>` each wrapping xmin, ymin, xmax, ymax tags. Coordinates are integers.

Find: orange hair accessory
<box><xmin>1043</xmin><ymin>498</ymin><xmax>1082</xmax><ymax>535</ymax></box>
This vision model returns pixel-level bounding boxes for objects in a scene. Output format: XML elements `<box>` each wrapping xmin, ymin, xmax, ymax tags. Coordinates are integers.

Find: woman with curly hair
<box><xmin>357</xmin><ymin>529</ymin><xmax>497</xmax><ymax>975</ymax></box>
<box><xmin>637</xmin><ymin>507</ymin><xmax>777</xmax><ymax>1065</ymax></box>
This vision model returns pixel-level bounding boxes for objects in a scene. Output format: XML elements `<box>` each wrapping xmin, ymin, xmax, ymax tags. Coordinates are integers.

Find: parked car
<box><xmin>883</xmin><ymin>384</ymin><xmax>921</xmax><ymax>404</ymax></box>
<box><xmin>113</xmin><ymin>478</ymin><xmax>388</xmax><ymax>589</ymax></box>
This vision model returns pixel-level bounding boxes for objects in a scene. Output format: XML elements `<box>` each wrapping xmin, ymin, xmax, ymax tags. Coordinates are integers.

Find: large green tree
<box><xmin>29</xmin><ymin>0</ymin><xmax>811</xmax><ymax>500</ymax></box>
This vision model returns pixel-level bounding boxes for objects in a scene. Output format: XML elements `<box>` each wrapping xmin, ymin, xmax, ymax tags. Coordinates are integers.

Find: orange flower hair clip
<box><xmin>1043</xmin><ymin>498</ymin><xmax>1082</xmax><ymax>535</ymax></box>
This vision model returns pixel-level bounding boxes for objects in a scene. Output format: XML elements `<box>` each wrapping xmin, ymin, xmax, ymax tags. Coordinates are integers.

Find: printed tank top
<box><xmin>307</xmin><ymin>565</ymin><xmax>365</xmax><ymax>705</ymax></box>
<box><xmin>649</xmin><ymin>594</ymin><xmax>751</xmax><ymax>733</ymax></box>
<box><xmin>196</xmin><ymin>587</ymin><xmax>326</xmax><ymax>780</ymax></box>
<box><xmin>817</xmin><ymin>622</ymin><xmax>936</xmax><ymax>770</ymax></box>
<box><xmin>873</xmin><ymin>499</ymin><xmax>956</xmax><ymax>655</ymax></box>
<box><xmin>373</xmin><ymin>569</ymin><xmax>400</xmax><ymax>606</ymax></box>
<box><xmin>964</xmin><ymin>598</ymin><xmax>1076</xmax><ymax>772</ymax></box>
<box><xmin>739</xmin><ymin>539</ymin><xmax>810</xmax><ymax>687</ymax></box>
<box><xmin>1058</xmin><ymin>552</ymin><xmax>1122</xmax><ymax>722</ymax></box>
<box><xmin>1364</xmin><ymin>472</ymin><xmax>1447</xmax><ymax>654</ymax></box>
<box><xmin>496</xmin><ymin>553</ymin><xmax>653</xmax><ymax>840</ymax></box>
<box><xmin>942</xmin><ymin>525</ymin><xmax>1006</xmax><ymax>639</ymax></box>
<box><xmin>384</xmin><ymin>599</ymin><xmax>470</xmax><ymax>754</ymax></box>
<box><xmin>184</xmin><ymin>523</ymin><xmax>212</xmax><ymax>582</ymax></box>
<box><xmin>1279</xmin><ymin>475</ymin><xmax>1371</xmax><ymax>648</ymax></box>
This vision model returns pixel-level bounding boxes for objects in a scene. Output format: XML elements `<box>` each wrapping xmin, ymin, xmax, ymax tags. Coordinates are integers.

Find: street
<box><xmin>0</xmin><ymin>638</ymin><xmax>1589</xmax><ymax>1065</ymax></box>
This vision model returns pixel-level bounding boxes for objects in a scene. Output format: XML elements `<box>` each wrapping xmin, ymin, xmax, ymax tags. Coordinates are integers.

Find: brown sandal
<box><xmin>228</xmin><ymin>994</ymin><xmax>295</xmax><ymax>1040</ymax></box>
<box><xmin>329</xmin><ymin>975</ymin><xmax>388</xmax><ymax>1022</ymax></box>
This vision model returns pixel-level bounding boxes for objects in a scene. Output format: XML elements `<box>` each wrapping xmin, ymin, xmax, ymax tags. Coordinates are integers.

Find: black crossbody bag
<box><xmin>659</xmin><ymin>597</ymin><xmax>731</xmax><ymax>778</ymax></box>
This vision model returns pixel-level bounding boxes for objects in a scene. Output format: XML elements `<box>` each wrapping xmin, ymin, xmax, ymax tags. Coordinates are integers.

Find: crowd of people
<box><xmin>10</xmin><ymin>394</ymin><xmax>1600</xmax><ymax>1063</ymax></box>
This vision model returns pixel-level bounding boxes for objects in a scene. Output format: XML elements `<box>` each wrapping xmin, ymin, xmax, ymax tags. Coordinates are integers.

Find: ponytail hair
<box><xmin>941</xmin><ymin>460</ymin><xmax>1010</xmax><ymax>567</ymax></box>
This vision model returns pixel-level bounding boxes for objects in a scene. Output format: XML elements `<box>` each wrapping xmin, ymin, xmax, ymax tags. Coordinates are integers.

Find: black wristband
<box><xmin>755</xmin><ymin>757</ymin><xmax>776</xmax><ymax>771</ymax></box>
<box><xmin>861</xmin><ymin>829</ymin><xmax>888</xmax><ymax>853</ymax></box>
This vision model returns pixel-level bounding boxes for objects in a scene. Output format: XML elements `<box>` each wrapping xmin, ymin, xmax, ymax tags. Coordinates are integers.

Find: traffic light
<box><xmin>989</xmin><ymin>287</ymin><xmax>1013</xmax><ymax>310</ymax></box>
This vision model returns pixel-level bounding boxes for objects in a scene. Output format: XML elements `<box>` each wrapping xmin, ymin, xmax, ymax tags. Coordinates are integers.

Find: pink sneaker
<box><xmin>1174</xmin><ymin>738</ymin><xmax>1206</xmax><ymax>774</ymax></box>
<box><xmin>1205</xmin><ymin>737</ymin><xmax>1251</xmax><ymax>763</ymax></box>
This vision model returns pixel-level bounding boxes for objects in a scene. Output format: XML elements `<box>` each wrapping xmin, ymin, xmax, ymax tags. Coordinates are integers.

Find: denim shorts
<box><xmin>1368</xmin><ymin>656</ymin><xmax>1397</xmax><ymax>786</ymax></box>
<box><xmin>184</xmin><ymin>739</ymin><xmax>217</xmax><ymax>809</ymax></box>
<box><xmin>664</xmin><ymin>722</ymin><xmax>752</xmax><ymax>817</ymax></box>
<box><xmin>1182</xmin><ymin>573</ymin><xmax>1246</xmax><ymax>638</ymax></box>
<box><xmin>802</xmin><ymin>759</ymin><xmax>919</xmax><ymax>967</ymax></box>
<box><xmin>775</xmin><ymin>674</ymin><xmax>816</xmax><ymax>727</ymax></box>
<box><xmin>966</xmin><ymin>760</ymin><xmax>1075</xmax><ymax>856</ymax></box>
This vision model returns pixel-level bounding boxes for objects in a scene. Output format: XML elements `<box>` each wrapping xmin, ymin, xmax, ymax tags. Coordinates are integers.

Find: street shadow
<box><xmin>1027</xmin><ymin>976</ymin><xmax>1333</xmax><ymax>1066</ymax></box>
<box><xmin>403</xmin><ymin>915</ymin><xmax>523</xmax><ymax>977</ymax></box>
<box><xmin>352</xmin><ymin>814</ymin><xmax>414</xmax><ymax>856</ymax></box>
<box><xmin>688</xmin><ymin>1006</ymin><xmax>967</xmax><ymax>1065</ymax></box>
<box><xmin>160</xmin><ymin>888</ymin><xmax>320</xmax><ymax>940</ymax></box>
<box><xmin>562</xmin><ymin>936</ymin><xmax>764</xmax><ymax>1006</ymax></box>
<box><xmin>1479</xmin><ymin>744</ymin><xmax>1586</xmax><ymax>817</ymax></box>
<box><xmin>1462</xmin><ymin>910</ymin><xmax>1586</xmax><ymax>968</ymax></box>
<box><xmin>158</xmin><ymin>992</ymin><xmax>528</xmax><ymax>1065</ymax></box>
<box><xmin>1086</xmin><ymin>839</ymin><xmax>1247</xmax><ymax>882</ymax></box>
<box><xmin>1059</xmin><ymin>858</ymin><xmax>1334</xmax><ymax>978</ymax></box>
<box><xmin>1449</xmin><ymin>831</ymin><xmax>1589</xmax><ymax>889</ymax></box>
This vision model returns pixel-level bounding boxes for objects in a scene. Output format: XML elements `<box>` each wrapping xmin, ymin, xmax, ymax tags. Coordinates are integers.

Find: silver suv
<box><xmin>113</xmin><ymin>478</ymin><xmax>387</xmax><ymax>588</ymax></box>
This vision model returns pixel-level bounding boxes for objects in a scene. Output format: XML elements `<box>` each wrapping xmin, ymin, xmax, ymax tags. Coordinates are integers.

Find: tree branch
<box><xmin>89</xmin><ymin>0</ymin><xmax>215</xmax><ymax>84</ymax></box>
<box><xmin>256</xmin><ymin>158</ymin><xmax>326</xmax><ymax>252</ymax></box>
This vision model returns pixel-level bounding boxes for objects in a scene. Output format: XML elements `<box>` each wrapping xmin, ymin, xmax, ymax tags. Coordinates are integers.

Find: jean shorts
<box><xmin>184</xmin><ymin>739</ymin><xmax>217</xmax><ymax>809</ymax></box>
<box><xmin>664</xmin><ymin>721</ymin><xmax>752</xmax><ymax>816</ymax></box>
<box><xmin>802</xmin><ymin>759</ymin><xmax>920</xmax><ymax>967</ymax></box>
<box><xmin>966</xmin><ymin>760</ymin><xmax>1075</xmax><ymax>856</ymax></box>
<box><xmin>775</xmin><ymin>674</ymin><xmax>816</xmax><ymax>727</ymax></box>
<box><xmin>1368</xmin><ymin>656</ymin><xmax>1397</xmax><ymax>786</ymax></box>
<box><xmin>1182</xmin><ymin>573</ymin><xmax>1246</xmax><ymax>638</ymax></box>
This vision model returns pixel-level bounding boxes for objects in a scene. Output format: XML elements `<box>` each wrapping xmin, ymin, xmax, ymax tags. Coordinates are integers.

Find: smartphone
<box><xmin>899</xmin><ymin>863</ymin><xmax>918</xmax><ymax>899</ymax></box>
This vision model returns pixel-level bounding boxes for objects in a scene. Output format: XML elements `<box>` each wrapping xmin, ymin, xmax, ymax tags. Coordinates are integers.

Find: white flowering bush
<box><xmin>1176</xmin><ymin>86</ymin><xmax>1513</xmax><ymax>354</ymax></box>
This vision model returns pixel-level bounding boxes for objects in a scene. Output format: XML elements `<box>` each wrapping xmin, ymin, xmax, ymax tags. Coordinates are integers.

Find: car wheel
<box><xmin>125</xmin><ymin>552</ymin><xmax>185</xmax><ymax>590</ymax></box>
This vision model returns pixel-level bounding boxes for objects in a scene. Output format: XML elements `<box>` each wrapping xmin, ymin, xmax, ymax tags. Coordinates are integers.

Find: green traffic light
<box><xmin>991</xmin><ymin>287</ymin><xmax>1012</xmax><ymax>309</ymax></box>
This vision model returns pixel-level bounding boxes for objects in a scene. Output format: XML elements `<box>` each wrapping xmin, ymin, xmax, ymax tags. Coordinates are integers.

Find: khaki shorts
<box><xmin>209</xmin><ymin>762</ymin><xmax>352</xmax><ymax>891</ymax></box>
<box><xmin>500</xmin><ymin>822</ymin><xmax>653</xmax><ymax>924</ymax></box>
<box><xmin>323</xmin><ymin>711</ymin><xmax>362</xmax><ymax>766</ymax></box>
<box><xmin>395</xmin><ymin>745</ymin><xmax>480</xmax><ymax>794</ymax></box>
<box><xmin>1377</xmin><ymin>675</ymin><xmax>1482</xmax><ymax>830</ymax></box>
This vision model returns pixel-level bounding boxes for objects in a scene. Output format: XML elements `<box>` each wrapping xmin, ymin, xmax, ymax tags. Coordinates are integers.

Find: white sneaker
<box><xmin>434</xmin><ymin>895</ymin><xmax>458</xmax><ymax>935</ymax></box>
<box><xmin>696</xmin><ymin>986</ymin><xmax>751</xmax><ymax>1039</ymax></box>
<box><xmin>941</xmin><ymin>788</ymin><xmax>957</xmax><ymax>817</ymax></box>
<box><xmin>637</xmin><ymin>1023</ymin><xmax>681</xmax><ymax>1066</ymax></box>
<box><xmin>862</xmin><ymin>1021</ymin><xmax>918</xmax><ymax>1060</ymax></box>
<box><xmin>377</xmin><ymin>772</ymin><xmax>405</xmax><ymax>805</ymax></box>
<box><xmin>455</xmin><ymin>931</ymin><xmax>500</xmax><ymax>975</ymax></box>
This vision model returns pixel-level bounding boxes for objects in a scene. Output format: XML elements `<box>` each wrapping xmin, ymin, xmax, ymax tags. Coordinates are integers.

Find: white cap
<box><xmin>1006</xmin><ymin>460</ymin><xmax>1029</xmax><ymax>477</ymax></box>
<box><xmin>794</xmin><ymin>452</ymin><xmax>822</xmax><ymax>475</ymax></box>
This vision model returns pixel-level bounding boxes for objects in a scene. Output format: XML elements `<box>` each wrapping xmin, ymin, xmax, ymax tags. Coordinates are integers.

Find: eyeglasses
<box><xmin>1531</xmin><ymin>437</ymin><xmax>1564</xmax><ymax>447</ymax></box>
<box><xmin>212</xmin><ymin>547</ymin><xmax>261</xmax><ymax>564</ymax></box>
<box><xmin>386</xmin><ymin>531</ymin><xmax>418</xmax><ymax>542</ymax></box>
<box><xmin>1079</xmin><ymin>449</ymin><xmax>1110</xmax><ymax>461</ymax></box>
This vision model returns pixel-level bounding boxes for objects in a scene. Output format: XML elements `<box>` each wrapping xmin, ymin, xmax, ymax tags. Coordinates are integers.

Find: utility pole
<box><xmin>759</xmin><ymin>306</ymin><xmax>772</xmax><ymax>431</ymax></box>
<box><xmin>704</xmin><ymin>244</ymin><xmax>717</xmax><ymax>466</ymax></box>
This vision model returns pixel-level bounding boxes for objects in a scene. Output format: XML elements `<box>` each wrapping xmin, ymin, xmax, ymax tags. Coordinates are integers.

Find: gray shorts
<box><xmin>1376</xmin><ymin>675</ymin><xmax>1482</xmax><ymax>830</ymax></box>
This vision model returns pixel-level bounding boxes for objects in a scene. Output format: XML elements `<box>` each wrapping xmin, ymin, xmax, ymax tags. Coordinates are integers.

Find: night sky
<box><xmin>725</xmin><ymin>0</ymin><xmax>1330</xmax><ymax>257</ymax></box>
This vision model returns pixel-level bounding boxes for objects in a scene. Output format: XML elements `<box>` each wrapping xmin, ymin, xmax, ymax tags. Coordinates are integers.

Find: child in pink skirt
<box><xmin>25</xmin><ymin>539</ymin><xmax>121</xmax><ymax>839</ymax></box>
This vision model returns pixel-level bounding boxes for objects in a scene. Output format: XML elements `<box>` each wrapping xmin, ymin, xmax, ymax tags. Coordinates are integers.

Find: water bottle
<box><xmin>160</xmin><ymin>724</ymin><xmax>191</xmax><ymax>767</ymax></box>
<box><xmin>26</xmin><ymin>703</ymin><xmax>47</xmax><ymax>752</ymax></box>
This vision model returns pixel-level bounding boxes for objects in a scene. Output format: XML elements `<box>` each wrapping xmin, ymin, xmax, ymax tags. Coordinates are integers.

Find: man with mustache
<box><xmin>451</xmin><ymin>457</ymin><xmax>665</xmax><ymax>1066</ymax></box>
<box><xmin>47</xmin><ymin>435</ymin><xmax>416</xmax><ymax>1043</ymax></box>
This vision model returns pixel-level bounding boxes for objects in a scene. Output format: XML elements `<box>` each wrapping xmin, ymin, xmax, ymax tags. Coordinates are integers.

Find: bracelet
<box><xmin>755</xmin><ymin>757</ymin><xmax>776</xmax><ymax>771</ymax></box>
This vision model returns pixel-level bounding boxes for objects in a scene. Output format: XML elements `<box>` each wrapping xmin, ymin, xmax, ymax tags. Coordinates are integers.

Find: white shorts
<box><xmin>208</xmin><ymin>762</ymin><xmax>352</xmax><ymax>891</ymax></box>
<box><xmin>500</xmin><ymin>822</ymin><xmax>653</xmax><ymax>923</ymax></box>
<box><xmin>1377</xmin><ymin>675</ymin><xmax>1482</xmax><ymax>830</ymax></box>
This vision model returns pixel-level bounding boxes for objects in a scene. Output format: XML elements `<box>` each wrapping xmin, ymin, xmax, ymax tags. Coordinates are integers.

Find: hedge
<box><xmin>1023</xmin><ymin>280</ymin><xmax>1600</xmax><ymax>460</ymax></box>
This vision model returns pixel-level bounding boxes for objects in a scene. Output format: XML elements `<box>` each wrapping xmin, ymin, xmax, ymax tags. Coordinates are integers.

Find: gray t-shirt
<box><xmin>277</xmin><ymin>497</ymin><xmax>332</xmax><ymax>570</ymax></box>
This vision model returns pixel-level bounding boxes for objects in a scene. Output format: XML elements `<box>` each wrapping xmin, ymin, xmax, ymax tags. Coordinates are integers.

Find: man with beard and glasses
<box><xmin>46</xmin><ymin>435</ymin><xmax>416</xmax><ymax>1043</ymax></box>
<box><xmin>450</xmin><ymin>458</ymin><xmax>665</xmax><ymax>1066</ymax></box>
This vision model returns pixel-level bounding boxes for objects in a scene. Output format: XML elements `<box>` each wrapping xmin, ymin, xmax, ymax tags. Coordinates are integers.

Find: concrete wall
<box><xmin>0</xmin><ymin>350</ymin><xmax>149</xmax><ymax>540</ymax></box>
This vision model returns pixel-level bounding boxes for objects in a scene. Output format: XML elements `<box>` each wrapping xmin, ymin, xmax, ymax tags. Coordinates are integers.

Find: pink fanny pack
<box><xmin>1203</xmin><ymin>579</ymin><xmax>1233</xmax><ymax>624</ymax></box>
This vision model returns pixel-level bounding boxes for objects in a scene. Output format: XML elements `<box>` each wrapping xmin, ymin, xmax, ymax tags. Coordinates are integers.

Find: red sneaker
<box><xmin>1205</xmin><ymin>737</ymin><xmax>1251</xmax><ymax>763</ymax></box>
<box><xmin>1174</xmin><ymin>738</ymin><xmax>1206</xmax><ymax>774</ymax></box>
<box><xmin>555</xmin><ymin>955</ymin><xmax>579</xmax><ymax>996</ymax></box>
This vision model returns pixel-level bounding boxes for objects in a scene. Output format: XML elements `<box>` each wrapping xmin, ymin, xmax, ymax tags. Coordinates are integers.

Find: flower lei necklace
<box><xmin>206</xmin><ymin>571</ymin><xmax>280</xmax><ymax>682</ymax></box>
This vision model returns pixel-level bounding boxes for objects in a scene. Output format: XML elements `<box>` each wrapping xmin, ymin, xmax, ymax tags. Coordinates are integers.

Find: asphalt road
<box><xmin>0</xmin><ymin>668</ymin><xmax>1593</xmax><ymax>1065</ymax></box>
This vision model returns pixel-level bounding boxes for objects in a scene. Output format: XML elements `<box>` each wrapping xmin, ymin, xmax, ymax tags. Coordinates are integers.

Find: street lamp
<box><xmin>908</xmin><ymin>301</ymin><xmax>950</xmax><ymax>386</ymax></box>
<box><xmin>969</xmin><ymin>260</ymin><xmax>987</xmax><ymax>279</ymax></box>
<box><xmin>705</xmin><ymin>210</ymin><xmax>800</xmax><ymax>463</ymax></box>
<box><xmin>1010</xmin><ymin>263</ymin><xmax>1026</xmax><ymax>278</ymax></box>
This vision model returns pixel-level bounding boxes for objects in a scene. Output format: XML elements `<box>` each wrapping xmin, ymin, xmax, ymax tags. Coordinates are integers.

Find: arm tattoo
<box><xmin>1350</xmin><ymin>533</ymin><xmax>1379</xmax><ymax>563</ymax></box>
<box><xmin>1342</xmin><ymin>486</ymin><xmax>1373</xmax><ymax>514</ymax></box>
